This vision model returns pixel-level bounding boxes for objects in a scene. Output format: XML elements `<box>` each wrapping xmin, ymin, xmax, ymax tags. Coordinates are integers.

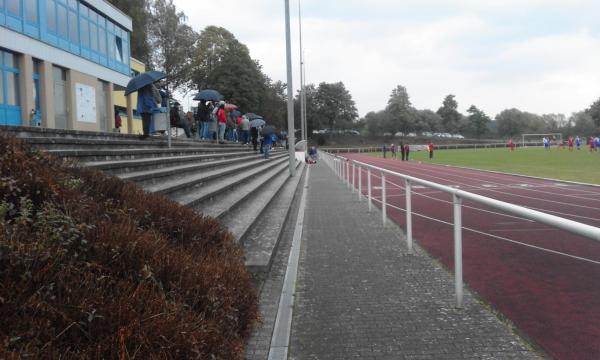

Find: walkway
<box><xmin>286</xmin><ymin>162</ymin><xmax>541</xmax><ymax>359</ymax></box>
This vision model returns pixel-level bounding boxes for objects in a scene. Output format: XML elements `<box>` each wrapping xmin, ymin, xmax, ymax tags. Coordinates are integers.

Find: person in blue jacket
<box><xmin>137</xmin><ymin>83</ymin><xmax>161</xmax><ymax>138</ymax></box>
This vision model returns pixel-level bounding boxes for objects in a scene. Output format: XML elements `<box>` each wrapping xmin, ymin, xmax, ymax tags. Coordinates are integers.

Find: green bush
<box><xmin>0</xmin><ymin>134</ymin><xmax>258</xmax><ymax>359</ymax></box>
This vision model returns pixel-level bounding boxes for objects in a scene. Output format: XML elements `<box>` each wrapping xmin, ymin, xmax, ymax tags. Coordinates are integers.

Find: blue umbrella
<box><xmin>124</xmin><ymin>71</ymin><xmax>166</xmax><ymax>96</ymax></box>
<box><xmin>193</xmin><ymin>89</ymin><xmax>224</xmax><ymax>101</ymax></box>
<box><xmin>250</xmin><ymin>118</ymin><xmax>266</xmax><ymax>128</ymax></box>
<box><xmin>230</xmin><ymin>110</ymin><xmax>242</xmax><ymax>118</ymax></box>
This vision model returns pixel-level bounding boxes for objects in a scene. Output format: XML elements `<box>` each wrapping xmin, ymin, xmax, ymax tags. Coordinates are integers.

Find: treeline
<box><xmin>108</xmin><ymin>0</ymin><xmax>359</xmax><ymax>132</ymax></box>
<box><xmin>359</xmin><ymin>85</ymin><xmax>600</xmax><ymax>139</ymax></box>
<box><xmin>109</xmin><ymin>0</ymin><xmax>600</xmax><ymax>139</ymax></box>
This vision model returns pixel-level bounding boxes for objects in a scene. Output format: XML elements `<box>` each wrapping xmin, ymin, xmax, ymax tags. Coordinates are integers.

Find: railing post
<box><xmin>453</xmin><ymin>194</ymin><xmax>463</xmax><ymax>309</ymax></box>
<box><xmin>405</xmin><ymin>178</ymin><xmax>413</xmax><ymax>254</ymax></box>
<box><xmin>346</xmin><ymin>161</ymin><xmax>350</xmax><ymax>188</ymax></box>
<box><xmin>352</xmin><ymin>162</ymin><xmax>356</xmax><ymax>193</ymax></box>
<box><xmin>358</xmin><ymin>165</ymin><xmax>362</xmax><ymax>201</ymax></box>
<box><xmin>367</xmin><ymin>168</ymin><xmax>372</xmax><ymax>212</ymax></box>
<box><xmin>381</xmin><ymin>173</ymin><xmax>387</xmax><ymax>226</ymax></box>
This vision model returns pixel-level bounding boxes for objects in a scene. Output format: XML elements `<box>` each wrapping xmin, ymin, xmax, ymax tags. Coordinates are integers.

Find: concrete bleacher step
<box><xmin>50</xmin><ymin>146</ymin><xmax>249</xmax><ymax>162</ymax></box>
<box><xmin>201</xmin><ymin>160</ymin><xmax>291</xmax><ymax>220</ymax></box>
<box><xmin>241</xmin><ymin>162</ymin><xmax>305</xmax><ymax>276</ymax></box>
<box><xmin>83</xmin><ymin>150</ymin><xmax>259</xmax><ymax>175</ymax></box>
<box><xmin>116</xmin><ymin>153</ymin><xmax>263</xmax><ymax>185</ymax></box>
<box><xmin>147</xmin><ymin>153</ymin><xmax>289</xmax><ymax>206</ymax></box>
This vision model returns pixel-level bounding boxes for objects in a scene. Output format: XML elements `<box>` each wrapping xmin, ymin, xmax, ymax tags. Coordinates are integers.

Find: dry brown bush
<box><xmin>0</xmin><ymin>134</ymin><xmax>258</xmax><ymax>359</ymax></box>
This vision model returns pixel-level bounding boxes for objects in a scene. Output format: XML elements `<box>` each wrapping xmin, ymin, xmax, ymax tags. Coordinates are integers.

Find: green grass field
<box><xmin>371</xmin><ymin>147</ymin><xmax>600</xmax><ymax>185</ymax></box>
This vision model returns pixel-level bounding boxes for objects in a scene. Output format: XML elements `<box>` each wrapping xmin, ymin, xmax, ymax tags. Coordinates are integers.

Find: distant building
<box><xmin>113</xmin><ymin>57</ymin><xmax>144</xmax><ymax>134</ymax></box>
<box><xmin>0</xmin><ymin>0</ymin><xmax>133</xmax><ymax>131</ymax></box>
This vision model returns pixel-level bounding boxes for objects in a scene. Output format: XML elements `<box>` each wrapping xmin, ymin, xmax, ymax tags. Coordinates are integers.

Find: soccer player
<box><xmin>576</xmin><ymin>136</ymin><xmax>581</xmax><ymax>150</ymax></box>
<box><xmin>568</xmin><ymin>136</ymin><xmax>574</xmax><ymax>152</ymax></box>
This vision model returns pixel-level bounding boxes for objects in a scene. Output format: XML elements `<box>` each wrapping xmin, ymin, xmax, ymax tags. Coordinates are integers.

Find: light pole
<box><xmin>298</xmin><ymin>0</ymin><xmax>305</xmax><ymax>142</ymax></box>
<box><xmin>285</xmin><ymin>0</ymin><xmax>296</xmax><ymax>177</ymax></box>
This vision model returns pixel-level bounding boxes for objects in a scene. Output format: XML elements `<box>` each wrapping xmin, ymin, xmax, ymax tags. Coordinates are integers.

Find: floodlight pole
<box><xmin>299</xmin><ymin>0</ymin><xmax>305</xmax><ymax>142</ymax></box>
<box><xmin>285</xmin><ymin>0</ymin><xmax>296</xmax><ymax>177</ymax></box>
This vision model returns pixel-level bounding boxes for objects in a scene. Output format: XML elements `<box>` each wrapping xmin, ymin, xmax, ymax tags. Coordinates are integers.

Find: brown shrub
<box><xmin>0</xmin><ymin>134</ymin><xmax>258</xmax><ymax>359</ymax></box>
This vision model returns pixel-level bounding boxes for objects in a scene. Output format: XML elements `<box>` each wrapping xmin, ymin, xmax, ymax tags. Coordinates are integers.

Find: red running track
<box><xmin>343</xmin><ymin>154</ymin><xmax>600</xmax><ymax>360</ymax></box>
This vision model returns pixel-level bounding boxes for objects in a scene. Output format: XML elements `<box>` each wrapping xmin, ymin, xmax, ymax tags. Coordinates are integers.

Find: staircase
<box><xmin>2</xmin><ymin>126</ymin><xmax>304</xmax><ymax>281</ymax></box>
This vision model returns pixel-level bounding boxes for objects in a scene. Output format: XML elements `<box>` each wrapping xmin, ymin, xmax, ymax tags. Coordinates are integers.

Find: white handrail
<box><xmin>321</xmin><ymin>152</ymin><xmax>600</xmax><ymax>308</ymax></box>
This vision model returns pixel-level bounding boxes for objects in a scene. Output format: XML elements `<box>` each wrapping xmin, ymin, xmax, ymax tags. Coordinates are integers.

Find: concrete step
<box><xmin>83</xmin><ymin>150</ymin><xmax>266</xmax><ymax>175</ymax></box>
<box><xmin>201</xmin><ymin>160</ymin><xmax>290</xmax><ymax>220</ymax></box>
<box><xmin>21</xmin><ymin>136</ymin><xmax>245</xmax><ymax>151</ymax></box>
<box><xmin>242</xmin><ymin>162</ymin><xmax>305</xmax><ymax>275</ymax></box>
<box><xmin>166</xmin><ymin>156</ymin><xmax>289</xmax><ymax>209</ymax></box>
<box><xmin>49</xmin><ymin>146</ymin><xmax>250</xmax><ymax>162</ymax></box>
<box><xmin>119</xmin><ymin>153</ymin><xmax>264</xmax><ymax>186</ymax></box>
<box><xmin>222</xmin><ymin>161</ymin><xmax>303</xmax><ymax>244</ymax></box>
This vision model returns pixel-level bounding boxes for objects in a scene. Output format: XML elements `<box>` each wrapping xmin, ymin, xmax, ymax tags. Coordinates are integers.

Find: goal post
<box><xmin>522</xmin><ymin>133</ymin><xmax>563</xmax><ymax>148</ymax></box>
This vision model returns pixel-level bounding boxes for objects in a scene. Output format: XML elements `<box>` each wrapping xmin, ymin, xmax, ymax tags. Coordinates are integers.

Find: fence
<box><xmin>323</xmin><ymin>141</ymin><xmax>545</xmax><ymax>154</ymax></box>
<box><xmin>321</xmin><ymin>152</ymin><xmax>600</xmax><ymax>308</ymax></box>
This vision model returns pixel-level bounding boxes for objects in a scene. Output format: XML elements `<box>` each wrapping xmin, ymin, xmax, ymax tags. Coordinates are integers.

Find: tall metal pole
<box><xmin>298</xmin><ymin>0</ymin><xmax>305</xmax><ymax>142</ymax></box>
<box><xmin>285</xmin><ymin>0</ymin><xmax>296</xmax><ymax>177</ymax></box>
<box><xmin>302</xmin><ymin>57</ymin><xmax>307</xmax><ymax>140</ymax></box>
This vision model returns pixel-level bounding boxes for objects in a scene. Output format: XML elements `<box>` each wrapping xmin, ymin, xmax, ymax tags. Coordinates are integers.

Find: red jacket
<box><xmin>217</xmin><ymin>108</ymin><xmax>227</xmax><ymax>124</ymax></box>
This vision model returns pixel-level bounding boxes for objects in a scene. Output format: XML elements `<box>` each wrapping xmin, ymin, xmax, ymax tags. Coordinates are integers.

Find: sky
<box><xmin>173</xmin><ymin>0</ymin><xmax>600</xmax><ymax>119</ymax></box>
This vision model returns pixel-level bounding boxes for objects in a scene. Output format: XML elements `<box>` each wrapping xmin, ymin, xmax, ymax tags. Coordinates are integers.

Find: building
<box><xmin>113</xmin><ymin>56</ymin><xmax>144</xmax><ymax>134</ymax></box>
<box><xmin>0</xmin><ymin>0</ymin><xmax>133</xmax><ymax>131</ymax></box>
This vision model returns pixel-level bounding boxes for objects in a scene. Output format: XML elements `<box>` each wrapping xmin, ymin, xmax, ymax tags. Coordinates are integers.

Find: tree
<box><xmin>437</xmin><ymin>95</ymin><xmax>461</xmax><ymax>132</ymax></box>
<box><xmin>314</xmin><ymin>82</ymin><xmax>358</xmax><ymax>130</ymax></box>
<box><xmin>364</xmin><ymin>111</ymin><xmax>388</xmax><ymax>136</ymax></box>
<box><xmin>495</xmin><ymin>108</ymin><xmax>527</xmax><ymax>137</ymax></box>
<box><xmin>192</xmin><ymin>26</ymin><xmax>241</xmax><ymax>90</ymax></box>
<box><xmin>415</xmin><ymin>109</ymin><xmax>442</xmax><ymax>133</ymax></box>
<box><xmin>585</xmin><ymin>97</ymin><xmax>600</xmax><ymax>128</ymax></box>
<box><xmin>466</xmin><ymin>105</ymin><xmax>491</xmax><ymax>138</ymax></box>
<box><xmin>385</xmin><ymin>85</ymin><xmax>415</xmax><ymax>135</ymax></box>
<box><xmin>107</xmin><ymin>0</ymin><xmax>151</xmax><ymax>64</ymax></box>
<box><xmin>147</xmin><ymin>0</ymin><xmax>197</xmax><ymax>93</ymax></box>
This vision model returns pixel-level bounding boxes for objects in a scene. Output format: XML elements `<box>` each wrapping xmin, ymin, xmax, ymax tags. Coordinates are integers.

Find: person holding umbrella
<box><xmin>125</xmin><ymin>71</ymin><xmax>166</xmax><ymax>139</ymax></box>
<box><xmin>137</xmin><ymin>83</ymin><xmax>161</xmax><ymax>138</ymax></box>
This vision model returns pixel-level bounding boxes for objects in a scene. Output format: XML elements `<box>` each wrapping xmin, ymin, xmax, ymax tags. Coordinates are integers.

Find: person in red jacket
<box><xmin>216</xmin><ymin>102</ymin><xmax>227</xmax><ymax>144</ymax></box>
<box><xmin>404</xmin><ymin>143</ymin><xmax>410</xmax><ymax>161</ymax></box>
<box><xmin>427</xmin><ymin>142</ymin><xmax>434</xmax><ymax>159</ymax></box>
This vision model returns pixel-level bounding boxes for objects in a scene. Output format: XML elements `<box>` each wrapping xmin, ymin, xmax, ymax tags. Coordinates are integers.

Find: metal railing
<box><xmin>323</xmin><ymin>142</ymin><xmax>544</xmax><ymax>154</ymax></box>
<box><xmin>321</xmin><ymin>152</ymin><xmax>600</xmax><ymax>308</ymax></box>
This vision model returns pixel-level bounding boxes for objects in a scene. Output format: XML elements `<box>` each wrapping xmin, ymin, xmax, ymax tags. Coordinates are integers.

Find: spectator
<box><xmin>136</xmin><ymin>83</ymin><xmax>161</xmax><ymax>139</ymax></box>
<box><xmin>216</xmin><ymin>102</ymin><xmax>227</xmax><ymax>144</ymax></box>
<box><xmin>390</xmin><ymin>143</ymin><xmax>396</xmax><ymax>159</ymax></box>
<box><xmin>405</xmin><ymin>143</ymin><xmax>410</xmax><ymax>160</ymax></box>
<box><xmin>427</xmin><ymin>142</ymin><xmax>434</xmax><ymax>159</ymax></box>
<box><xmin>400</xmin><ymin>142</ymin><xmax>405</xmax><ymax>161</ymax></box>
<box><xmin>262</xmin><ymin>131</ymin><xmax>273</xmax><ymax>159</ymax></box>
<box><xmin>240</xmin><ymin>115</ymin><xmax>250</xmax><ymax>145</ymax></box>
<box><xmin>170</xmin><ymin>102</ymin><xmax>191</xmax><ymax>138</ymax></box>
<box><xmin>383</xmin><ymin>143</ymin><xmax>387</xmax><ymax>159</ymax></box>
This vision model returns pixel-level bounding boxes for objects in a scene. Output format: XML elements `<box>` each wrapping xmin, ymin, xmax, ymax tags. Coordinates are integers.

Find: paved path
<box><xmin>286</xmin><ymin>162</ymin><xmax>541</xmax><ymax>360</ymax></box>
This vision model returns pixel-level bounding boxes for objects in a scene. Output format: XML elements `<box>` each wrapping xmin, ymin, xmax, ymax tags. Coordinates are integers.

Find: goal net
<box><xmin>522</xmin><ymin>133</ymin><xmax>563</xmax><ymax>148</ymax></box>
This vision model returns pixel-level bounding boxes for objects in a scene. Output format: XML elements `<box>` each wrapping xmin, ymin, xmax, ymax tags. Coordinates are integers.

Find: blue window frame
<box><xmin>0</xmin><ymin>49</ymin><xmax>22</xmax><ymax>126</ymax></box>
<box><xmin>3</xmin><ymin>0</ymin><xmax>131</xmax><ymax>76</ymax></box>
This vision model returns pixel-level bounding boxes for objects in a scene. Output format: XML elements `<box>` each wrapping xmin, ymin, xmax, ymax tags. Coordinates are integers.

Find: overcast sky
<box><xmin>173</xmin><ymin>0</ymin><xmax>600</xmax><ymax>118</ymax></box>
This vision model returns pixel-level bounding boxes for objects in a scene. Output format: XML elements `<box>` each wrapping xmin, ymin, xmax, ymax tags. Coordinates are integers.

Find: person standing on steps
<box><xmin>137</xmin><ymin>83</ymin><xmax>161</xmax><ymax>139</ymax></box>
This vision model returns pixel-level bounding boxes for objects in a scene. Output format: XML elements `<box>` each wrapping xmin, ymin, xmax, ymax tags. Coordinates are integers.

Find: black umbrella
<box><xmin>260</xmin><ymin>125</ymin><xmax>276</xmax><ymax>137</ymax></box>
<box><xmin>245</xmin><ymin>113</ymin><xmax>262</xmax><ymax>120</ymax></box>
<box><xmin>124</xmin><ymin>71</ymin><xmax>166</xmax><ymax>96</ymax></box>
<box><xmin>193</xmin><ymin>89</ymin><xmax>224</xmax><ymax>101</ymax></box>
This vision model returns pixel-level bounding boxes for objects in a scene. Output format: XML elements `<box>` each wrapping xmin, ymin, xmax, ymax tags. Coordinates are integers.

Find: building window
<box><xmin>25</xmin><ymin>0</ymin><xmax>38</xmax><ymax>24</ymax></box>
<box><xmin>68</xmin><ymin>10</ymin><xmax>78</xmax><ymax>42</ymax></box>
<box><xmin>98</xmin><ymin>26</ymin><xmax>106</xmax><ymax>55</ymax></box>
<box><xmin>0</xmin><ymin>50</ymin><xmax>20</xmax><ymax>106</ymax></box>
<box><xmin>115</xmin><ymin>36</ymin><xmax>123</xmax><ymax>63</ymax></box>
<box><xmin>57</xmin><ymin>4</ymin><xmax>68</xmax><ymax>38</ymax></box>
<box><xmin>46</xmin><ymin>0</ymin><xmax>56</xmax><ymax>32</ymax></box>
<box><xmin>7</xmin><ymin>0</ymin><xmax>21</xmax><ymax>16</ymax></box>
<box><xmin>89</xmin><ymin>22</ymin><xmax>98</xmax><ymax>51</ymax></box>
<box><xmin>80</xmin><ymin>17</ymin><xmax>89</xmax><ymax>47</ymax></box>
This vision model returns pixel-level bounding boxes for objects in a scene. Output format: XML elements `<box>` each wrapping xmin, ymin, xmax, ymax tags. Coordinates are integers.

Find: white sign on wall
<box><xmin>75</xmin><ymin>83</ymin><xmax>97</xmax><ymax>123</ymax></box>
